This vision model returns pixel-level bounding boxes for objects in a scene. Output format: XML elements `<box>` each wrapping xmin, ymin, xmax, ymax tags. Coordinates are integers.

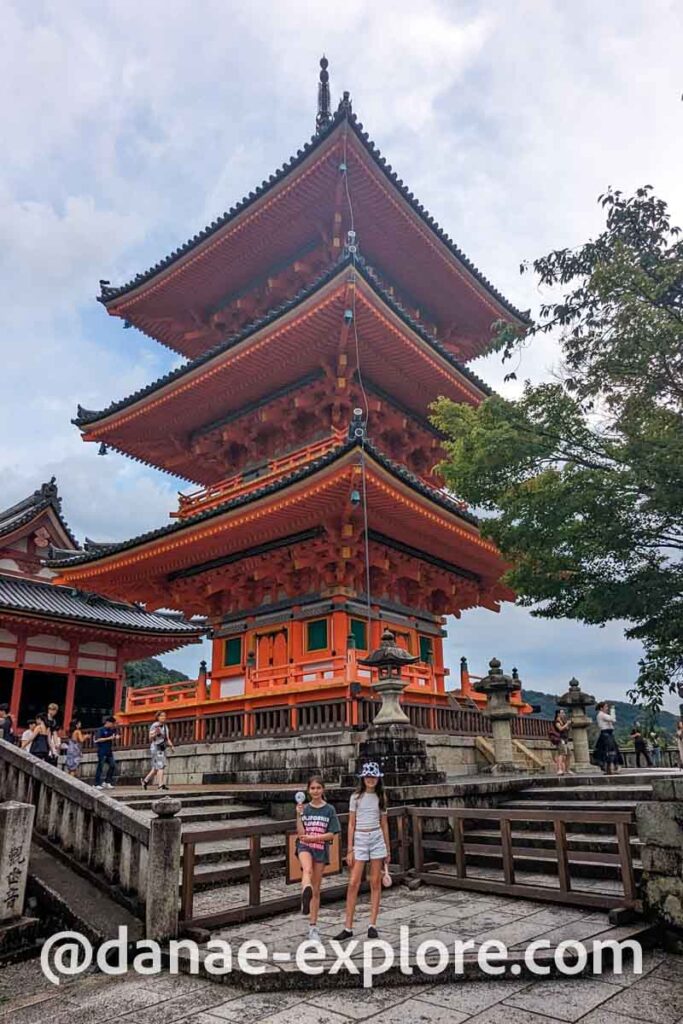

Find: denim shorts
<box><xmin>353</xmin><ymin>828</ymin><xmax>387</xmax><ymax>861</ymax></box>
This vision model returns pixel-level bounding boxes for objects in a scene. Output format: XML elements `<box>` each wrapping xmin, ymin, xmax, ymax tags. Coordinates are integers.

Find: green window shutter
<box><xmin>224</xmin><ymin>637</ymin><xmax>242</xmax><ymax>667</ymax></box>
<box><xmin>306</xmin><ymin>618</ymin><xmax>328</xmax><ymax>652</ymax></box>
<box><xmin>349</xmin><ymin>619</ymin><xmax>367</xmax><ymax>650</ymax></box>
<box><xmin>419</xmin><ymin>635</ymin><xmax>433</xmax><ymax>663</ymax></box>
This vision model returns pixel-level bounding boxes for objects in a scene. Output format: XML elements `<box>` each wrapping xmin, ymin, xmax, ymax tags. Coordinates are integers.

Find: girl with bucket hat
<box><xmin>335</xmin><ymin>761</ymin><xmax>391</xmax><ymax>941</ymax></box>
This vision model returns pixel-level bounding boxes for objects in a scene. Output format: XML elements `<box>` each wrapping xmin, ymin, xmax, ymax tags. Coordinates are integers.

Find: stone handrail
<box><xmin>0</xmin><ymin>738</ymin><xmax>181</xmax><ymax>940</ymax></box>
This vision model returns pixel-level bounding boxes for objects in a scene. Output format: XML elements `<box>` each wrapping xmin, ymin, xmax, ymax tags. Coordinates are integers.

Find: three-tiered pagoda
<box><xmin>50</xmin><ymin>60</ymin><xmax>527</xmax><ymax>728</ymax></box>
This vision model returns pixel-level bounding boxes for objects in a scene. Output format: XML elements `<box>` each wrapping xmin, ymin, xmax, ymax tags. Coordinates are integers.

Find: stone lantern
<box><xmin>473</xmin><ymin>657</ymin><xmax>521</xmax><ymax>772</ymax></box>
<box><xmin>351</xmin><ymin>628</ymin><xmax>445</xmax><ymax>788</ymax></box>
<box><xmin>358</xmin><ymin>628</ymin><xmax>419</xmax><ymax>725</ymax></box>
<box><xmin>557</xmin><ymin>676</ymin><xmax>596</xmax><ymax>772</ymax></box>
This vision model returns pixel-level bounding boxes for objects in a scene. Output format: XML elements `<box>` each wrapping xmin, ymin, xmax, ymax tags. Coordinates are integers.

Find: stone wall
<box><xmin>636</xmin><ymin>777</ymin><xmax>683</xmax><ymax>932</ymax></box>
<box><xmin>76</xmin><ymin>730</ymin><xmax>557</xmax><ymax>786</ymax></box>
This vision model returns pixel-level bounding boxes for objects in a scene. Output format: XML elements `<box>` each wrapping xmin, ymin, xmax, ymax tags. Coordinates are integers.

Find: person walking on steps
<box><xmin>335</xmin><ymin>762</ymin><xmax>391</xmax><ymax>942</ymax></box>
<box><xmin>295</xmin><ymin>775</ymin><xmax>341</xmax><ymax>945</ymax></box>
<box><xmin>141</xmin><ymin>711</ymin><xmax>174</xmax><ymax>790</ymax></box>
<box><xmin>94</xmin><ymin>715</ymin><xmax>119</xmax><ymax>789</ymax></box>
<box><xmin>594</xmin><ymin>702</ymin><xmax>620</xmax><ymax>774</ymax></box>
<box><xmin>676</xmin><ymin>719</ymin><xmax>683</xmax><ymax>770</ymax></box>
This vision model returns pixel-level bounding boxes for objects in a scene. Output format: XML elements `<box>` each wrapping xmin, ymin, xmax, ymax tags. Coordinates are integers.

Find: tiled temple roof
<box><xmin>75</xmin><ymin>254</ymin><xmax>492</xmax><ymax>429</ymax></box>
<box><xmin>0</xmin><ymin>573</ymin><xmax>204</xmax><ymax>636</ymax></box>
<box><xmin>47</xmin><ymin>438</ymin><xmax>479</xmax><ymax>569</ymax></box>
<box><xmin>0</xmin><ymin>478</ymin><xmax>79</xmax><ymax>548</ymax></box>
<box><xmin>98</xmin><ymin>106</ymin><xmax>528</xmax><ymax>327</ymax></box>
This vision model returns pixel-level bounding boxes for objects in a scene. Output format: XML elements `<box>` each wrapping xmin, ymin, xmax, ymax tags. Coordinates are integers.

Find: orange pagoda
<box><xmin>50</xmin><ymin>60</ymin><xmax>528</xmax><ymax>731</ymax></box>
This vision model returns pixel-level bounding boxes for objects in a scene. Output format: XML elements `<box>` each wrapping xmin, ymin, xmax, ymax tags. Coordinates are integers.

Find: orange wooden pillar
<box><xmin>63</xmin><ymin>641</ymin><xmax>78</xmax><ymax>729</ymax></box>
<box><xmin>9</xmin><ymin>634</ymin><xmax>26</xmax><ymax>726</ymax></box>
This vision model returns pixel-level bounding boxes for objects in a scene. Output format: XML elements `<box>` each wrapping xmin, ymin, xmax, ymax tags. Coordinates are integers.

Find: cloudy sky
<box><xmin>1</xmin><ymin>0</ymin><xmax>681</xmax><ymax>708</ymax></box>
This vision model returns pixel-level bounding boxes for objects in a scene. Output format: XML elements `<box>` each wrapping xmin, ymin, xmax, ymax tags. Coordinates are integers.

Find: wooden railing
<box><xmin>179</xmin><ymin>807</ymin><xmax>410</xmax><ymax>930</ymax></box>
<box><xmin>409</xmin><ymin>805</ymin><xmax>638</xmax><ymax>911</ymax></box>
<box><xmin>175</xmin><ymin>431</ymin><xmax>347</xmax><ymax>520</ymax></box>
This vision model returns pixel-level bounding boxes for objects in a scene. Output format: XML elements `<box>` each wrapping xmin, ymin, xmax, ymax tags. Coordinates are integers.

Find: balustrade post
<box><xmin>146</xmin><ymin>797</ymin><xmax>182</xmax><ymax>942</ymax></box>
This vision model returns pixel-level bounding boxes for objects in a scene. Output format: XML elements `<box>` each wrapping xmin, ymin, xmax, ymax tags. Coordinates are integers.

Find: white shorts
<box><xmin>353</xmin><ymin>828</ymin><xmax>387</xmax><ymax>861</ymax></box>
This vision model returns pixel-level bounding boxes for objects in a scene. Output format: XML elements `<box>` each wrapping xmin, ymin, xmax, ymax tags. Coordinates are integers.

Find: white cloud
<box><xmin>1</xmin><ymin>0</ymin><xmax>680</xmax><ymax>697</ymax></box>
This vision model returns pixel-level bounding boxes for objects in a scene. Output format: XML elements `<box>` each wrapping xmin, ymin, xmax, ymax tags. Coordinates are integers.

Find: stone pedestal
<box><xmin>473</xmin><ymin>659</ymin><xmax>521</xmax><ymax>773</ymax></box>
<box><xmin>353</xmin><ymin>722</ymin><xmax>445</xmax><ymax>788</ymax></box>
<box><xmin>146</xmin><ymin>797</ymin><xmax>182</xmax><ymax>942</ymax></box>
<box><xmin>0</xmin><ymin>801</ymin><xmax>34</xmax><ymax>923</ymax></box>
<box><xmin>557</xmin><ymin>677</ymin><xmax>596</xmax><ymax>772</ymax></box>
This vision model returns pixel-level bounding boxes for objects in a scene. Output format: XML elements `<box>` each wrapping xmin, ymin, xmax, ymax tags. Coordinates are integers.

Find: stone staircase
<box><xmin>456</xmin><ymin>771</ymin><xmax>672</xmax><ymax>892</ymax></box>
<box><xmin>120</xmin><ymin>789</ymin><xmax>286</xmax><ymax>893</ymax></box>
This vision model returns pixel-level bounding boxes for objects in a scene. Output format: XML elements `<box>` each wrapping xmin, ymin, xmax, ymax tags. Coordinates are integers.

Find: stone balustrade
<box><xmin>0</xmin><ymin>738</ymin><xmax>180</xmax><ymax>941</ymax></box>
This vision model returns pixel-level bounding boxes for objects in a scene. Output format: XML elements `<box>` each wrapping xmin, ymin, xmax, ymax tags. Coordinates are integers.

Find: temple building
<box><xmin>49</xmin><ymin>60</ymin><xmax>528</xmax><ymax>728</ymax></box>
<box><xmin>0</xmin><ymin>479</ymin><xmax>202</xmax><ymax>729</ymax></box>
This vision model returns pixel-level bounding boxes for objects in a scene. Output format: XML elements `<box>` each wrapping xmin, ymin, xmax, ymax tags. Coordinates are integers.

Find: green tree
<box><xmin>432</xmin><ymin>188</ymin><xmax>683</xmax><ymax>712</ymax></box>
<box><xmin>124</xmin><ymin>657</ymin><xmax>189</xmax><ymax>689</ymax></box>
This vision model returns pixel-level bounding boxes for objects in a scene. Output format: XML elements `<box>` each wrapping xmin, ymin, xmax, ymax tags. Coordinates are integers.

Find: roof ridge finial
<box><xmin>316</xmin><ymin>55</ymin><xmax>332</xmax><ymax>133</ymax></box>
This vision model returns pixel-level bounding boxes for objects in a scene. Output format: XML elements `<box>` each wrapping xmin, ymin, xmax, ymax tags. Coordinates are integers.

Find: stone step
<box><xmin>188</xmin><ymin>855</ymin><xmax>287</xmax><ymax>891</ymax></box>
<box><xmin>515</xmin><ymin>785</ymin><xmax>653</xmax><ymax>802</ymax></box>
<box><xmin>132</xmin><ymin>802</ymin><xmax>267</xmax><ymax>823</ymax></box>
<box><xmin>463</xmin><ymin>828</ymin><xmax>643</xmax><ymax>854</ymax></box>
<box><xmin>503</xmin><ymin>798</ymin><xmax>641</xmax><ymax>812</ymax></box>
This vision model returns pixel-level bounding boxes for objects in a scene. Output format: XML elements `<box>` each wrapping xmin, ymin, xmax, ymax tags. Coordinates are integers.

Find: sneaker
<box><xmin>103</xmin><ymin>782</ymin><xmax>114</xmax><ymax>789</ymax></box>
<box><xmin>95</xmin><ymin>785</ymin><xmax>103</xmax><ymax>790</ymax></box>
<box><xmin>333</xmin><ymin>928</ymin><xmax>353</xmax><ymax>941</ymax></box>
<box><xmin>301</xmin><ymin>884</ymin><xmax>313</xmax><ymax>916</ymax></box>
<box><xmin>141</xmin><ymin>779</ymin><xmax>148</xmax><ymax>790</ymax></box>
<box><xmin>367</xmin><ymin>926</ymin><xmax>379</xmax><ymax>939</ymax></box>
<box><xmin>308</xmin><ymin>925</ymin><xmax>322</xmax><ymax>944</ymax></box>
<box><xmin>158</xmin><ymin>784</ymin><xmax>169</xmax><ymax>791</ymax></box>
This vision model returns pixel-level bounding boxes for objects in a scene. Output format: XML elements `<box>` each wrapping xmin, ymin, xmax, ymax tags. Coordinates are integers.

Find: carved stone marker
<box><xmin>0</xmin><ymin>801</ymin><xmax>34</xmax><ymax>923</ymax></box>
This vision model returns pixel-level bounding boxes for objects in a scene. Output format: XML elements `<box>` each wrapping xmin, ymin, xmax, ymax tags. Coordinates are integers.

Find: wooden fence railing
<box><xmin>101</xmin><ymin>698</ymin><xmax>556</xmax><ymax>750</ymax></box>
<box><xmin>179</xmin><ymin>807</ymin><xmax>410</xmax><ymax>930</ymax></box>
<box><xmin>409</xmin><ymin>805</ymin><xmax>638</xmax><ymax>911</ymax></box>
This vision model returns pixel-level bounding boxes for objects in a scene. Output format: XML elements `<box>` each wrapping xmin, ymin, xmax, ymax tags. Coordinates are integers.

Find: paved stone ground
<box><xmin>2</xmin><ymin>886</ymin><xmax>681</xmax><ymax>1023</ymax></box>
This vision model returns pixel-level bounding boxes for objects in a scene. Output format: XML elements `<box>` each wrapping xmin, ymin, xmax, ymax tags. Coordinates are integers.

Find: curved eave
<box><xmin>49</xmin><ymin>440</ymin><xmax>494</xmax><ymax>582</ymax></box>
<box><xmin>100</xmin><ymin>111</ymin><xmax>528</xmax><ymax>330</ymax></box>
<box><xmin>75</xmin><ymin>256</ymin><xmax>491</xmax><ymax>439</ymax></box>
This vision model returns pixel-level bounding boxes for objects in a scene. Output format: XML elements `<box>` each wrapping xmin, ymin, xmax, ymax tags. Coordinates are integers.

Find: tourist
<box><xmin>21</xmin><ymin>719</ymin><xmax>36</xmax><ymax>749</ymax></box>
<box><xmin>630</xmin><ymin>725</ymin><xmax>652</xmax><ymax>769</ymax></box>
<box><xmin>549</xmin><ymin>709</ymin><xmax>572</xmax><ymax>775</ymax></box>
<box><xmin>295</xmin><ymin>775</ymin><xmax>341</xmax><ymax>943</ymax></box>
<box><xmin>141</xmin><ymin>711</ymin><xmax>174</xmax><ymax>791</ymax></box>
<box><xmin>594</xmin><ymin>702</ymin><xmax>620</xmax><ymax>774</ymax></box>
<box><xmin>65</xmin><ymin>719</ymin><xmax>86</xmax><ymax>776</ymax></box>
<box><xmin>45</xmin><ymin>702</ymin><xmax>61</xmax><ymax>766</ymax></box>
<box><xmin>29</xmin><ymin>714</ymin><xmax>51</xmax><ymax>762</ymax></box>
<box><xmin>94</xmin><ymin>715</ymin><xmax>119</xmax><ymax>789</ymax></box>
<box><xmin>335</xmin><ymin>762</ymin><xmax>390</xmax><ymax>942</ymax></box>
<box><xmin>676</xmin><ymin>719</ymin><xmax>683</xmax><ymax>770</ymax></box>
<box><xmin>0</xmin><ymin>704</ymin><xmax>14</xmax><ymax>744</ymax></box>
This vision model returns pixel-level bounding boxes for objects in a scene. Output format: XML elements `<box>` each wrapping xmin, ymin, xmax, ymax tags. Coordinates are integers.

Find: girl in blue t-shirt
<box><xmin>295</xmin><ymin>775</ymin><xmax>341</xmax><ymax>943</ymax></box>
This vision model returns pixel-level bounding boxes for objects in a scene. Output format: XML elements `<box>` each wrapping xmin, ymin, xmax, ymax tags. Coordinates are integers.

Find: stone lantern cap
<box><xmin>473</xmin><ymin>657</ymin><xmax>521</xmax><ymax>696</ymax></box>
<box><xmin>557</xmin><ymin>676</ymin><xmax>596</xmax><ymax>710</ymax></box>
<box><xmin>358</xmin><ymin>628</ymin><xmax>420</xmax><ymax>670</ymax></box>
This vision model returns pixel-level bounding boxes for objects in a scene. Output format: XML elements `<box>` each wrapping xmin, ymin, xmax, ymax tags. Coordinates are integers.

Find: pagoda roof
<box><xmin>99</xmin><ymin>105</ymin><xmax>528</xmax><ymax>358</ymax></box>
<box><xmin>0</xmin><ymin>573</ymin><xmax>204</xmax><ymax>642</ymax></box>
<box><xmin>75</xmin><ymin>256</ymin><xmax>492</xmax><ymax>482</ymax></box>
<box><xmin>0</xmin><ymin>478</ymin><xmax>79</xmax><ymax>550</ymax></box>
<box><xmin>47</xmin><ymin>440</ymin><xmax>509</xmax><ymax>614</ymax></box>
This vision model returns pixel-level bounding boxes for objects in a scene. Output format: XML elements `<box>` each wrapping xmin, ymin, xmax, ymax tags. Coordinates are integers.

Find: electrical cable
<box><xmin>341</xmin><ymin>123</ymin><xmax>372</xmax><ymax>633</ymax></box>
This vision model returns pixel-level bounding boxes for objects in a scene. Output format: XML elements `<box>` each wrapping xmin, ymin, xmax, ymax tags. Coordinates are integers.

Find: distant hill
<box><xmin>523</xmin><ymin>688</ymin><xmax>680</xmax><ymax>740</ymax></box>
<box><xmin>124</xmin><ymin>657</ymin><xmax>189</xmax><ymax>690</ymax></box>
